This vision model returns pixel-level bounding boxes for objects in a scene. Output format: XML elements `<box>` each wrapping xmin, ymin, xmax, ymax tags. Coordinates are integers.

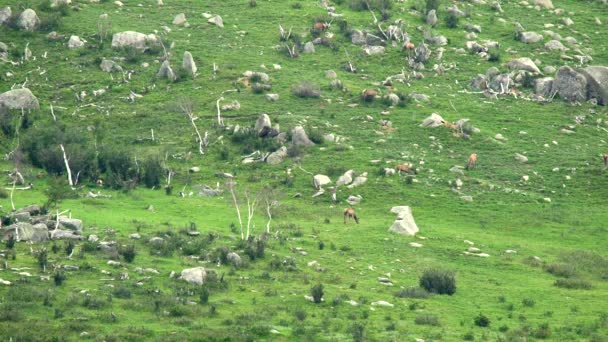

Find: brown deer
<box><xmin>403</xmin><ymin>41</ymin><xmax>415</xmax><ymax>58</ymax></box>
<box><xmin>395</xmin><ymin>164</ymin><xmax>417</xmax><ymax>175</ymax></box>
<box><xmin>313</xmin><ymin>21</ymin><xmax>330</xmax><ymax>32</ymax></box>
<box><xmin>466</xmin><ymin>153</ymin><xmax>477</xmax><ymax>170</ymax></box>
<box><xmin>603</xmin><ymin>153</ymin><xmax>608</xmax><ymax>168</ymax></box>
<box><xmin>343</xmin><ymin>208</ymin><xmax>359</xmax><ymax>224</ymax></box>
<box><xmin>361</xmin><ymin>89</ymin><xmax>378</xmax><ymax>102</ymax></box>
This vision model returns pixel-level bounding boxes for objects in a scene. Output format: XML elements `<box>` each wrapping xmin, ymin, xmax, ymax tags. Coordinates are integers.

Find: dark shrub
<box><xmin>53</xmin><ymin>271</ymin><xmax>66</xmax><ymax>286</ymax></box>
<box><xmin>113</xmin><ymin>286</ymin><xmax>132</xmax><ymax>299</ymax></box>
<box><xmin>419</xmin><ymin>269</ymin><xmax>456</xmax><ymax>295</ymax></box>
<box><xmin>415</xmin><ymin>314</ymin><xmax>440</xmax><ymax>326</ymax></box>
<box><xmin>544</xmin><ymin>262</ymin><xmax>576</xmax><ymax>278</ymax></box>
<box><xmin>292</xmin><ymin>81</ymin><xmax>321</xmax><ymax>98</ymax></box>
<box><xmin>446</xmin><ymin>12</ymin><xmax>459</xmax><ymax>28</ymax></box>
<box><xmin>395</xmin><ymin>287</ymin><xmax>430</xmax><ymax>299</ymax></box>
<box><xmin>426</xmin><ymin>0</ymin><xmax>441</xmax><ymax>12</ymax></box>
<box><xmin>554</xmin><ymin>278</ymin><xmax>592</xmax><ymax>290</ymax></box>
<box><xmin>142</xmin><ymin>157</ymin><xmax>163</xmax><ymax>188</ymax></box>
<box><xmin>119</xmin><ymin>245</ymin><xmax>137</xmax><ymax>263</ymax></box>
<box><xmin>474</xmin><ymin>313</ymin><xmax>491</xmax><ymax>327</ymax></box>
<box><xmin>311</xmin><ymin>284</ymin><xmax>324</xmax><ymax>303</ymax></box>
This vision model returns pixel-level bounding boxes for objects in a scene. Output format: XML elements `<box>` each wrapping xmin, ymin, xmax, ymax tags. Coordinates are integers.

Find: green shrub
<box><xmin>142</xmin><ymin>157</ymin><xmax>163</xmax><ymax>188</ymax></box>
<box><xmin>6</xmin><ymin>235</ymin><xmax>15</xmax><ymax>249</ymax></box>
<box><xmin>38</xmin><ymin>14</ymin><xmax>63</xmax><ymax>32</ymax></box>
<box><xmin>119</xmin><ymin>245</ymin><xmax>137</xmax><ymax>263</ymax></box>
<box><xmin>0</xmin><ymin>304</ymin><xmax>22</xmax><ymax>322</ymax></box>
<box><xmin>474</xmin><ymin>313</ymin><xmax>491</xmax><ymax>327</ymax></box>
<box><xmin>445</xmin><ymin>12</ymin><xmax>459</xmax><ymax>28</ymax></box>
<box><xmin>33</xmin><ymin>248</ymin><xmax>48</xmax><ymax>271</ymax></box>
<box><xmin>554</xmin><ymin>278</ymin><xmax>592</xmax><ymax>290</ymax></box>
<box><xmin>415</xmin><ymin>314</ymin><xmax>440</xmax><ymax>326</ymax></box>
<box><xmin>488</xmin><ymin>49</ymin><xmax>501</xmax><ymax>62</ymax></box>
<box><xmin>295</xmin><ymin>309</ymin><xmax>307</xmax><ymax>321</ymax></box>
<box><xmin>292</xmin><ymin>81</ymin><xmax>321</xmax><ymax>98</ymax></box>
<box><xmin>522</xmin><ymin>297</ymin><xmax>535</xmax><ymax>307</ymax></box>
<box><xmin>545</xmin><ymin>262</ymin><xmax>576</xmax><ymax>278</ymax></box>
<box><xmin>53</xmin><ymin>271</ymin><xmax>66</xmax><ymax>286</ymax></box>
<box><xmin>199</xmin><ymin>286</ymin><xmax>210</xmax><ymax>304</ymax></box>
<box><xmin>394</xmin><ymin>287</ymin><xmax>431</xmax><ymax>299</ymax></box>
<box><xmin>113</xmin><ymin>286</ymin><xmax>132</xmax><ymax>299</ymax></box>
<box><xmin>64</xmin><ymin>240</ymin><xmax>75</xmax><ymax>256</ymax></box>
<box><xmin>311</xmin><ymin>284</ymin><xmax>324</xmax><ymax>303</ymax></box>
<box><xmin>532</xmin><ymin>322</ymin><xmax>552</xmax><ymax>339</ymax></box>
<box><xmin>349</xmin><ymin>322</ymin><xmax>366</xmax><ymax>342</ymax></box>
<box><xmin>426</xmin><ymin>0</ymin><xmax>441</xmax><ymax>12</ymax></box>
<box><xmin>351</xmin><ymin>0</ymin><xmax>392</xmax><ymax>11</ymax></box>
<box><xmin>419</xmin><ymin>268</ymin><xmax>456</xmax><ymax>295</ymax></box>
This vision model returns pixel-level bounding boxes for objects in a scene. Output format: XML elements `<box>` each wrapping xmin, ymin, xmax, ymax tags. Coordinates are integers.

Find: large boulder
<box><xmin>2</xmin><ymin>222</ymin><xmax>48</xmax><ymax>242</ymax></box>
<box><xmin>534</xmin><ymin>0</ymin><xmax>554</xmax><ymax>9</ymax></box>
<box><xmin>0</xmin><ymin>88</ymin><xmax>39</xmax><ymax>110</ymax></box>
<box><xmin>426</xmin><ymin>10</ymin><xmax>437</xmax><ymax>26</ymax></box>
<box><xmin>545</xmin><ymin>40</ymin><xmax>567</xmax><ymax>51</ymax></box>
<box><xmin>388</xmin><ymin>206</ymin><xmax>419</xmax><ymax>236</ymax></box>
<box><xmin>582</xmin><ymin>66</ymin><xmax>608</xmax><ymax>105</ymax></box>
<box><xmin>489</xmin><ymin>74</ymin><xmax>513</xmax><ymax>93</ymax></box>
<box><xmin>51</xmin><ymin>0</ymin><xmax>72</xmax><ymax>7</ymax></box>
<box><xmin>519</xmin><ymin>32</ymin><xmax>543</xmax><ymax>44</ymax></box>
<box><xmin>50</xmin><ymin>229</ymin><xmax>83</xmax><ymax>240</ymax></box>
<box><xmin>255</xmin><ymin>114</ymin><xmax>271</xmax><ymax>134</ymax></box>
<box><xmin>291</xmin><ymin>126</ymin><xmax>315</xmax><ymax>146</ymax></box>
<box><xmin>0</xmin><ymin>7</ymin><xmax>11</xmax><ymax>25</ymax></box>
<box><xmin>173</xmin><ymin>13</ymin><xmax>187</xmax><ymax>26</ymax></box>
<box><xmin>534</xmin><ymin>77</ymin><xmax>554</xmax><ymax>97</ymax></box>
<box><xmin>413</xmin><ymin>43</ymin><xmax>432</xmax><ymax>63</ymax></box>
<box><xmin>58</xmin><ymin>217</ymin><xmax>83</xmax><ymax>232</ymax></box>
<box><xmin>157</xmin><ymin>60</ymin><xmax>177</xmax><ymax>81</ymax></box>
<box><xmin>17</xmin><ymin>9</ymin><xmax>40</xmax><ymax>31</ymax></box>
<box><xmin>179</xmin><ymin>267</ymin><xmax>209</xmax><ymax>285</ymax></box>
<box><xmin>552</xmin><ymin>66</ymin><xmax>588</xmax><ymax>102</ymax></box>
<box><xmin>336</xmin><ymin>170</ymin><xmax>355</xmax><ymax>186</ymax></box>
<box><xmin>68</xmin><ymin>35</ymin><xmax>85</xmax><ymax>49</ymax></box>
<box><xmin>347</xmin><ymin>173</ymin><xmax>368</xmax><ymax>189</ymax></box>
<box><xmin>507</xmin><ymin>57</ymin><xmax>541</xmax><ymax>74</ymax></box>
<box><xmin>208</xmin><ymin>15</ymin><xmax>223</xmax><ymax>28</ymax></box>
<box><xmin>100</xmin><ymin>59</ymin><xmax>123</xmax><ymax>72</ymax></box>
<box><xmin>111</xmin><ymin>31</ymin><xmax>159</xmax><ymax>51</ymax></box>
<box><xmin>182</xmin><ymin>51</ymin><xmax>197</xmax><ymax>76</ymax></box>
<box><xmin>313</xmin><ymin>175</ymin><xmax>331</xmax><ymax>189</ymax></box>
<box><xmin>420</xmin><ymin>113</ymin><xmax>445</xmax><ymax>128</ymax></box>
<box><xmin>266</xmin><ymin>146</ymin><xmax>287</xmax><ymax>165</ymax></box>
<box><xmin>351</xmin><ymin>30</ymin><xmax>366</xmax><ymax>45</ymax></box>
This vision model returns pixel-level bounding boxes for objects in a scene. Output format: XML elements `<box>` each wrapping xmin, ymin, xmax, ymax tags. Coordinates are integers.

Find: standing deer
<box><xmin>343</xmin><ymin>208</ymin><xmax>359</xmax><ymax>224</ymax></box>
<box><xmin>603</xmin><ymin>153</ymin><xmax>608</xmax><ymax>168</ymax></box>
<box><xmin>466</xmin><ymin>153</ymin><xmax>478</xmax><ymax>170</ymax></box>
<box><xmin>395</xmin><ymin>164</ymin><xmax>417</xmax><ymax>175</ymax></box>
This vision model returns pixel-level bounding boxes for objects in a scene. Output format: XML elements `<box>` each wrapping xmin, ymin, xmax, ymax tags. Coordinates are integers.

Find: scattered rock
<box><xmin>364</xmin><ymin>45</ymin><xmax>385</xmax><ymax>55</ymax></box>
<box><xmin>59</xmin><ymin>217</ymin><xmax>83</xmax><ymax>232</ymax></box>
<box><xmin>409</xmin><ymin>242</ymin><xmax>423</xmax><ymax>248</ymax></box>
<box><xmin>552</xmin><ymin>66</ymin><xmax>588</xmax><ymax>102</ymax></box>
<box><xmin>291</xmin><ymin>126</ymin><xmax>315</xmax><ymax>146</ymax></box>
<box><xmin>227</xmin><ymin>252</ymin><xmax>242</xmax><ymax>267</ymax></box>
<box><xmin>0</xmin><ymin>7</ymin><xmax>11</xmax><ymax>25</ymax></box>
<box><xmin>182</xmin><ymin>51</ymin><xmax>197</xmax><ymax>76</ymax></box>
<box><xmin>346</xmin><ymin>195</ymin><xmax>362</xmax><ymax>205</ymax></box>
<box><xmin>313</xmin><ymin>175</ymin><xmax>331</xmax><ymax>189</ymax></box>
<box><xmin>179</xmin><ymin>267</ymin><xmax>210</xmax><ymax>285</ymax></box>
<box><xmin>100</xmin><ymin>59</ymin><xmax>123</xmax><ymax>73</ymax></box>
<box><xmin>266</xmin><ymin>146</ymin><xmax>287</xmax><ymax>165</ymax></box>
<box><xmin>420</xmin><ymin>113</ymin><xmax>445</xmax><ymax>128</ymax></box>
<box><xmin>266</xmin><ymin>93</ymin><xmax>279</xmax><ymax>101</ymax></box>
<box><xmin>534</xmin><ymin>77</ymin><xmax>554</xmax><ymax>97</ymax></box>
<box><xmin>371</xmin><ymin>301</ymin><xmax>394</xmax><ymax>307</ymax></box>
<box><xmin>514</xmin><ymin>153</ymin><xmax>528</xmax><ymax>163</ymax></box>
<box><xmin>111</xmin><ymin>31</ymin><xmax>159</xmax><ymax>51</ymax></box>
<box><xmin>0</xmin><ymin>88</ymin><xmax>40</xmax><ymax>110</ymax></box>
<box><xmin>157</xmin><ymin>60</ymin><xmax>177</xmax><ymax>81</ymax></box>
<box><xmin>303</xmin><ymin>42</ymin><xmax>315</xmax><ymax>54</ymax></box>
<box><xmin>347</xmin><ymin>173</ymin><xmax>368</xmax><ymax>189</ymax></box>
<box><xmin>582</xmin><ymin>66</ymin><xmax>608</xmax><ymax>105</ymax></box>
<box><xmin>208</xmin><ymin>15</ymin><xmax>223</xmax><ymax>28</ymax></box>
<box><xmin>534</xmin><ymin>0</ymin><xmax>554</xmax><ymax>9</ymax></box>
<box><xmin>173</xmin><ymin>13</ymin><xmax>187</xmax><ymax>26</ymax></box>
<box><xmin>388</xmin><ymin>206</ymin><xmax>419</xmax><ymax>236</ymax></box>
<box><xmin>68</xmin><ymin>36</ymin><xmax>85</xmax><ymax>49</ymax></box>
<box><xmin>426</xmin><ymin>10</ymin><xmax>437</xmax><ymax>26</ymax></box>
<box><xmin>507</xmin><ymin>57</ymin><xmax>541</xmax><ymax>74</ymax></box>
<box><xmin>17</xmin><ymin>9</ymin><xmax>40</xmax><ymax>31</ymax></box>
<box><xmin>519</xmin><ymin>31</ymin><xmax>543</xmax><ymax>44</ymax></box>
<box><xmin>545</xmin><ymin>40</ymin><xmax>567</xmax><ymax>51</ymax></box>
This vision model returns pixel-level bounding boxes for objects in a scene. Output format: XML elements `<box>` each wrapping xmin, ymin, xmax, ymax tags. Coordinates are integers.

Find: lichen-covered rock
<box><xmin>0</xmin><ymin>88</ymin><xmax>39</xmax><ymax>110</ymax></box>
<box><xmin>552</xmin><ymin>66</ymin><xmax>587</xmax><ymax>102</ymax></box>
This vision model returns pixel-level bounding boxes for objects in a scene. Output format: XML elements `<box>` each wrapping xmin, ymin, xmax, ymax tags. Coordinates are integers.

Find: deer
<box><xmin>466</xmin><ymin>153</ymin><xmax>477</xmax><ymax>171</ymax></box>
<box><xmin>361</xmin><ymin>89</ymin><xmax>378</xmax><ymax>102</ymax></box>
<box><xmin>395</xmin><ymin>164</ymin><xmax>417</xmax><ymax>175</ymax></box>
<box><xmin>343</xmin><ymin>208</ymin><xmax>359</xmax><ymax>224</ymax></box>
<box><xmin>403</xmin><ymin>41</ymin><xmax>415</xmax><ymax>58</ymax></box>
<box><xmin>603</xmin><ymin>153</ymin><xmax>608</xmax><ymax>169</ymax></box>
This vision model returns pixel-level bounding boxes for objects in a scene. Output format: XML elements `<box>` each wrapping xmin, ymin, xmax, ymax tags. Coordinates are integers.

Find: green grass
<box><xmin>0</xmin><ymin>0</ymin><xmax>608</xmax><ymax>340</ymax></box>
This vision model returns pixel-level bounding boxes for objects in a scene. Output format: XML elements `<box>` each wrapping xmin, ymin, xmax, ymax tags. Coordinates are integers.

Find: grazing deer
<box><xmin>603</xmin><ymin>153</ymin><xmax>608</xmax><ymax>168</ymax></box>
<box><xmin>403</xmin><ymin>41</ymin><xmax>415</xmax><ymax>58</ymax></box>
<box><xmin>466</xmin><ymin>153</ymin><xmax>477</xmax><ymax>170</ymax></box>
<box><xmin>313</xmin><ymin>21</ymin><xmax>330</xmax><ymax>31</ymax></box>
<box><xmin>361</xmin><ymin>89</ymin><xmax>378</xmax><ymax>102</ymax></box>
<box><xmin>343</xmin><ymin>208</ymin><xmax>359</xmax><ymax>224</ymax></box>
<box><xmin>395</xmin><ymin>164</ymin><xmax>417</xmax><ymax>175</ymax></box>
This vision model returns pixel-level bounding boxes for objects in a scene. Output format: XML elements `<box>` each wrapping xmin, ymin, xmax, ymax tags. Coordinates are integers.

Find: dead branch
<box><xmin>59</xmin><ymin>144</ymin><xmax>74</xmax><ymax>187</ymax></box>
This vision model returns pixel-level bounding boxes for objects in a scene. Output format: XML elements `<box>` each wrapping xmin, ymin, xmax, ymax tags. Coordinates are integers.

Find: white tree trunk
<box><xmin>265</xmin><ymin>199</ymin><xmax>272</xmax><ymax>234</ymax></box>
<box><xmin>59</xmin><ymin>144</ymin><xmax>74</xmax><ymax>187</ymax></box>
<box><xmin>245</xmin><ymin>191</ymin><xmax>257</xmax><ymax>240</ymax></box>
<box><xmin>230</xmin><ymin>186</ymin><xmax>244</xmax><ymax>240</ymax></box>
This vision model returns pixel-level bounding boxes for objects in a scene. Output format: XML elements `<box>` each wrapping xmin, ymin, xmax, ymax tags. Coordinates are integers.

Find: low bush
<box><xmin>545</xmin><ymin>262</ymin><xmax>576</xmax><ymax>278</ymax></box>
<box><xmin>394</xmin><ymin>287</ymin><xmax>431</xmax><ymax>299</ymax></box>
<box><xmin>415</xmin><ymin>314</ymin><xmax>440</xmax><ymax>326</ymax></box>
<box><xmin>554</xmin><ymin>278</ymin><xmax>592</xmax><ymax>290</ymax></box>
<box><xmin>292</xmin><ymin>81</ymin><xmax>321</xmax><ymax>98</ymax></box>
<box><xmin>311</xmin><ymin>284</ymin><xmax>324</xmax><ymax>303</ymax></box>
<box><xmin>419</xmin><ymin>268</ymin><xmax>456</xmax><ymax>295</ymax></box>
<box><xmin>474</xmin><ymin>313</ymin><xmax>491</xmax><ymax>327</ymax></box>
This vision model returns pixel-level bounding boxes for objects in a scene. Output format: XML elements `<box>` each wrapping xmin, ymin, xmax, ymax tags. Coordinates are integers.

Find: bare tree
<box><xmin>227</xmin><ymin>181</ymin><xmax>244</xmax><ymax>240</ymax></box>
<box><xmin>260</xmin><ymin>187</ymin><xmax>280</xmax><ymax>234</ymax></box>
<box><xmin>244</xmin><ymin>190</ymin><xmax>258</xmax><ymax>240</ymax></box>
<box><xmin>59</xmin><ymin>144</ymin><xmax>74</xmax><ymax>187</ymax></box>
<box><xmin>177</xmin><ymin>97</ymin><xmax>207</xmax><ymax>155</ymax></box>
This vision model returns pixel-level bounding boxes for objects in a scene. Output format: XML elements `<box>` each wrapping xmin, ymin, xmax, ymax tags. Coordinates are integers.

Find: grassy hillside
<box><xmin>1</xmin><ymin>0</ymin><xmax>608</xmax><ymax>340</ymax></box>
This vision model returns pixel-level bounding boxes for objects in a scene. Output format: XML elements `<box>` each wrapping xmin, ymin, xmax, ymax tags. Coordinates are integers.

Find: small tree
<box><xmin>119</xmin><ymin>245</ymin><xmax>137</xmax><ymax>263</ymax></box>
<box><xmin>311</xmin><ymin>283</ymin><xmax>324</xmax><ymax>303</ymax></box>
<box><xmin>34</xmin><ymin>248</ymin><xmax>48</xmax><ymax>272</ymax></box>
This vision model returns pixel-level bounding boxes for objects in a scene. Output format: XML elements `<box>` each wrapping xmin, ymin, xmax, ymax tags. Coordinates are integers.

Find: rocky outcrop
<box><xmin>111</xmin><ymin>31</ymin><xmax>159</xmax><ymax>51</ymax></box>
<box><xmin>552</xmin><ymin>66</ymin><xmax>587</xmax><ymax>102</ymax></box>
<box><xmin>388</xmin><ymin>206</ymin><xmax>419</xmax><ymax>236</ymax></box>
<box><xmin>582</xmin><ymin>66</ymin><xmax>608</xmax><ymax>105</ymax></box>
<box><xmin>0</xmin><ymin>88</ymin><xmax>39</xmax><ymax>110</ymax></box>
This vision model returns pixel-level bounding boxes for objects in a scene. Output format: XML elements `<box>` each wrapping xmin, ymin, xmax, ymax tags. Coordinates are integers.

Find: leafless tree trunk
<box><xmin>227</xmin><ymin>181</ymin><xmax>244</xmax><ymax>240</ymax></box>
<box><xmin>216</xmin><ymin>96</ymin><xmax>224</xmax><ymax>126</ymax></box>
<box><xmin>9</xmin><ymin>180</ymin><xmax>16</xmax><ymax>211</ymax></box>
<box><xmin>59</xmin><ymin>144</ymin><xmax>74</xmax><ymax>187</ymax></box>
<box><xmin>245</xmin><ymin>190</ymin><xmax>258</xmax><ymax>240</ymax></box>
<box><xmin>177</xmin><ymin>98</ymin><xmax>205</xmax><ymax>155</ymax></box>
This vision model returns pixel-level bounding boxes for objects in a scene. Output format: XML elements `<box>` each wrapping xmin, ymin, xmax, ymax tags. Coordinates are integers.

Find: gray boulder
<box><xmin>507</xmin><ymin>57</ymin><xmax>541</xmax><ymax>74</ymax></box>
<box><xmin>173</xmin><ymin>13</ymin><xmax>187</xmax><ymax>26</ymax></box>
<box><xmin>347</xmin><ymin>173</ymin><xmax>368</xmax><ymax>189</ymax></box>
<box><xmin>552</xmin><ymin>66</ymin><xmax>587</xmax><ymax>102</ymax></box>
<box><xmin>534</xmin><ymin>77</ymin><xmax>554</xmax><ymax>97</ymax></box>
<box><xmin>182</xmin><ymin>51</ymin><xmax>197</xmax><ymax>76</ymax></box>
<box><xmin>17</xmin><ymin>9</ymin><xmax>40</xmax><ymax>31</ymax></box>
<box><xmin>157</xmin><ymin>60</ymin><xmax>177</xmax><ymax>81</ymax></box>
<box><xmin>388</xmin><ymin>206</ymin><xmax>419</xmax><ymax>236</ymax></box>
<box><xmin>58</xmin><ymin>217</ymin><xmax>83</xmax><ymax>232</ymax></box>
<box><xmin>255</xmin><ymin>114</ymin><xmax>271</xmax><ymax>134</ymax></box>
<box><xmin>336</xmin><ymin>170</ymin><xmax>355</xmax><ymax>186</ymax></box>
<box><xmin>0</xmin><ymin>7</ymin><xmax>11</xmax><ymax>25</ymax></box>
<box><xmin>545</xmin><ymin>40</ymin><xmax>567</xmax><ymax>51</ymax></box>
<box><xmin>9</xmin><ymin>211</ymin><xmax>30</xmax><ymax>223</ymax></box>
<box><xmin>50</xmin><ymin>230</ymin><xmax>82</xmax><ymax>240</ymax></box>
<box><xmin>51</xmin><ymin>0</ymin><xmax>71</xmax><ymax>7</ymax></box>
<box><xmin>111</xmin><ymin>31</ymin><xmax>159</xmax><ymax>51</ymax></box>
<box><xmin>208</xmin><ymin>15</ymin><xmax>224</xmax><ymax>28</ymax></box>
<box><xmin>534</xmin><ymin>0</ymin><xmax>554</xmax><ymax>9</ymax></box>
<box><xmin>489</xmin><ymin>74</ymin><xmax>513</xmax><ymax>93</ymax></box>
<box><xmin>193</xmin><ymin>185</ymin><xmax>223</xmax><ymax>197</ymax></box>
<box><xmin>425</xmin><ymin>35</ymin><xmax>447</xmax><ymax>46</ymax></box>
<box><xmin>179</xmin><ymin>267</ymin><xmax>209</xmax><ymax>285</ymax></box>
<box><xmin>2</xmin><ymin>222</ymin><xmax>48</xmax><ymax>242</ymax></box>
<box><xmin>0</xmin><ymin>88</ymin><xmax>40</xmax><ymax>110</ymax></box>
<box><xmin>582</xmin><ymin>66</ymin><xmax>608</xmax><ymax>105</ymax></box>
<box><xmin>291</xmin><ymin>126</ymin><xmax>315</xmax><ymax>146</ymax></box>
<box><xmin>519</xmin><ymin>32</ymin><xmax>543</xmax><ymax>44</ymax></box>
<box><xmin>364</xmin><ymin>45</ymin><xmax>385</xmax><ymax>55</ymax></box>
<box><xmin>313</xmin><ymin>175</ymin><xmax>331</xmax><ymax>189</ymax></box>
<box><xmin>68</xmin><ymin>35</ymin><xmax>85</xmax><ymax>49</ymax></box>
<box><xmin>303</xmin><ymin>42</ymin><xmax>315</xmax><ymax>54</ymax></box>
<box><xmin>17</xmin><ymin>204</ymin><xmax>41</xmax><ymax>216</ymax></box>
<box><xmin>266</xmin><ymin>146</ymin><xmax>287</xmax><ymax>165</ymax></box>
<box><xmin>426</xmin><ymin>10</ymin><xmax>437</xmax><ymax>26</ymax></box>
<box><xmin>351</xmin><ymin>30</ymin><xmax>366</xmax><ymax>45</ymax></box>
<box><xmin>421</xmin><ymin>113</ymin><xmax>445</xmax><ymax>128</ymax></box>
<box><xmin>227</xmin><ymin>252</ymin><xmax>242</xmax><ymax>267</ymax></box>
<box><xmin>100</xmin><ymin>59</ymin><xmax>123</xmax><ymax>72</ymax></box>
<box><xmin>469</xmin><ymin>74</ymin><xmax>487</xmax><ymax>90</ymax></box>
<box><xmin>413</xmin><ymin>43</ymin><xmax>432</xmax><ymax>63</ymax></box>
